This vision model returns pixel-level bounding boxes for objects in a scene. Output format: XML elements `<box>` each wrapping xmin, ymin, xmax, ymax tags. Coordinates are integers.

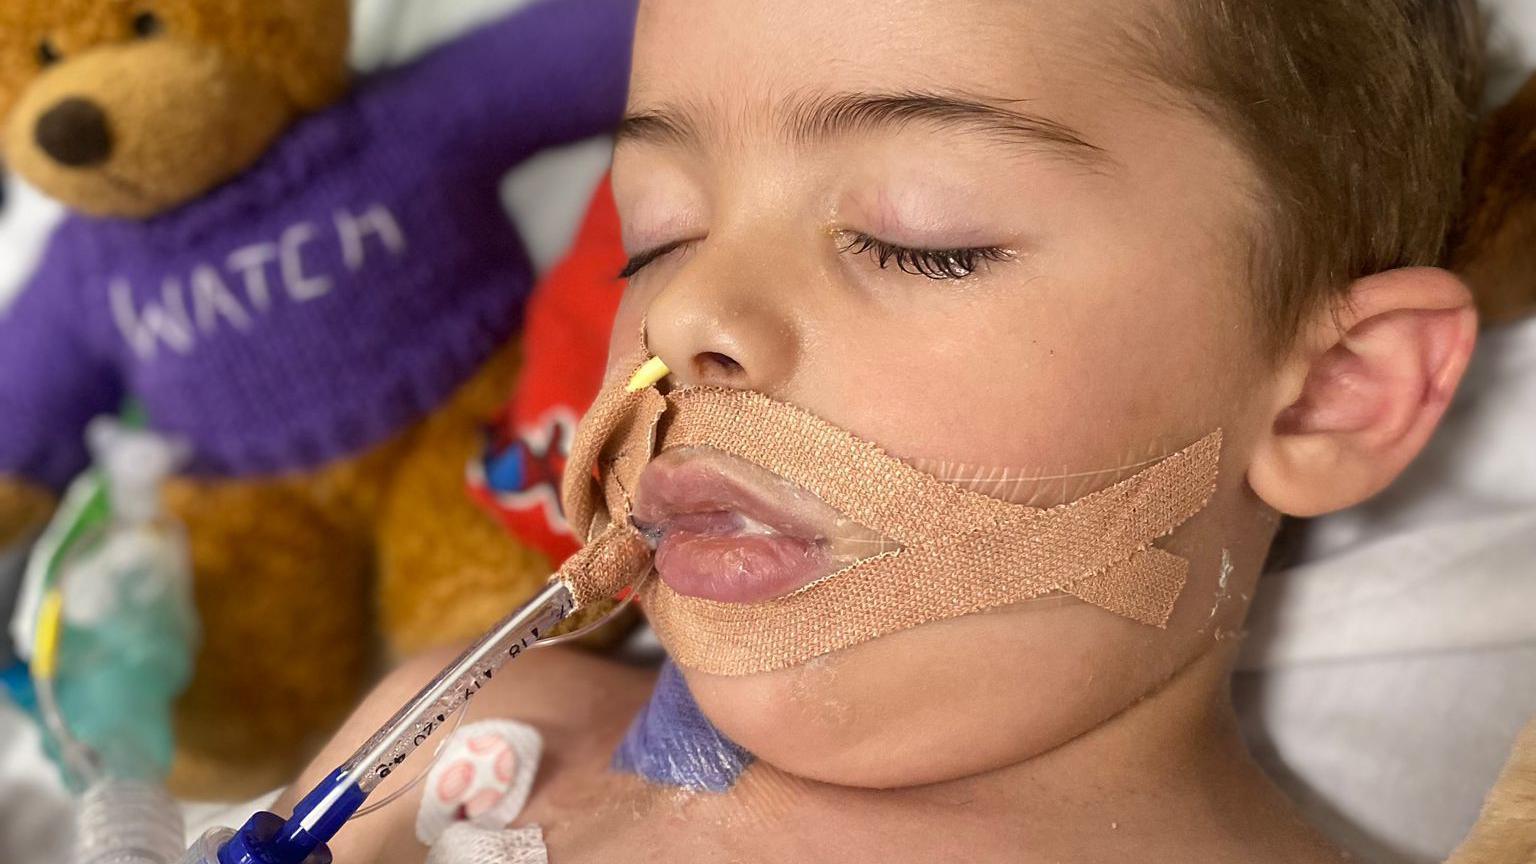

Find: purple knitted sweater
<box><xmin>0</xmin><ymin>0</ymin><xmax>637</xmax><ymax>488</ymax></box>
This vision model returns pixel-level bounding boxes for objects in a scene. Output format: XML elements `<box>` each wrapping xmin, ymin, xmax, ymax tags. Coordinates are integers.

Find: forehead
<box><xmin>631</xmin><ymin>0</ymin><xmax>1150</xmax><ymax>107</ymax></box>
<box><xmin>623</xmin><ymin>0</ymin><xmax>1207</xmax><ymax>184</ymax></box>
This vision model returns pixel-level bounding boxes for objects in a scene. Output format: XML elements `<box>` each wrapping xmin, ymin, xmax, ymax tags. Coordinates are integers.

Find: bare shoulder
<box><xmin>273</xmin><ymin>647</ymin><xmax>657</xmax><ymax>864</ymax></box>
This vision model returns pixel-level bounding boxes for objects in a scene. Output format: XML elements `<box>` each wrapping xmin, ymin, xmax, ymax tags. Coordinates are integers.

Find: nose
<box><xmin>35</xmin><ymin>98</ymin><xmax>114</xmax><ymax>168</ymax></box>
<box><xmin>642</xmin><ymin>260</ymin><xmax>798</xmax><ymax>393</ymax></box>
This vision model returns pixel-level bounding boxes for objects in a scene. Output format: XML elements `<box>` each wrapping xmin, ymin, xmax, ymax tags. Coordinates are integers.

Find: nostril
<box><xmin>695</xmin><ymin>351</ymin><xmax>746</xmax><ymax>383</ymax></box>
<box><xmin>34</xmin><ymin>97</ymin><xmax>114</xmax><ymax>168</ymax></box>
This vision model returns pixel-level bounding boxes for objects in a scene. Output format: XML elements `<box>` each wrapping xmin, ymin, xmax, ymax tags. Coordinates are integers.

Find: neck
<box><xmin>963</xmin><ymin>640</ymin><xmax>1249</xmax><ymax>806</ymax></box>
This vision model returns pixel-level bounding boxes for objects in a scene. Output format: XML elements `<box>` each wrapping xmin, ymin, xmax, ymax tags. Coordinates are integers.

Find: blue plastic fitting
<box><xmin>217</xmin><ymin>770</ymin><xmax>365</xmax><ymax>864</ymax></box>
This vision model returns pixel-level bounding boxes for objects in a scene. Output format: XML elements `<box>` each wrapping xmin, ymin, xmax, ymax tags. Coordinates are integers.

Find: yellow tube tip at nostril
<box><xmin>627</xmin><ymin>357</ymin><xmax>671</xmax><ymax>393</ymax></box>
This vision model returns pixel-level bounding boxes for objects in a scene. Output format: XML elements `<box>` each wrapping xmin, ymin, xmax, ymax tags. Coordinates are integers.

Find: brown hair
<box><xmin>1128</xmin><ymin>0</ymin><xmax>1484</xmax><ymax>352</ymax></box>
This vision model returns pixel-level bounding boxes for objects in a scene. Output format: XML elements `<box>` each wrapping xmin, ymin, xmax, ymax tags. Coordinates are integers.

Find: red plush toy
<box><xmin>469</xmin><ymin>177</ymin><xmax>625</xmax><ymax>567</ymax></box>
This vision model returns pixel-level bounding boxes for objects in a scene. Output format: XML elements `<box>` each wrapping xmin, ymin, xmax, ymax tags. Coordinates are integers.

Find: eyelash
<box><xmin>618</xmin><ymin>240</ymin><xmax>689</xmax><ymax>279</ymax></box>
<box><xmin>838</xmin><ymin>233</ymin><xmax>1012</xmax><ymax>280</ymax></box>
<box><xmin>617</xmin><ymin>234</ymin><xmax>1013</xmax><ymax>281</ymax></box>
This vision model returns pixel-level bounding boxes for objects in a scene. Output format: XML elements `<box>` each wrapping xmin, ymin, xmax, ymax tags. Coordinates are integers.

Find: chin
<box><xmin>673</xmin><ymin>622</ymin><xmax>1019</xmax><ymax>788</ymax></box>
<box><xmin>672</xmin><ymin>601</ymin><xmax>1181</xmax><ymax>789</ymax></box>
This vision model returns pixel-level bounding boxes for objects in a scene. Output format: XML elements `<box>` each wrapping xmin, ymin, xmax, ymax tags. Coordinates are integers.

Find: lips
<box><xmin>631</xmin><ymin>447</ymin><xmax>885</xmax><ymax>604</ymax></box>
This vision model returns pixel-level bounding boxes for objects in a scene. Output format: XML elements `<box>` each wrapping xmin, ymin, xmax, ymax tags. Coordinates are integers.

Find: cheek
<box><xmin>607</xmin><ymin>287</ymin><xmax>653</xmax><ymax>367</ymax></box>
<box><xmin>804</xmin><ymin>291</ymin><xmax>1252</xmax><ymax>492</ymax></box>
<box><xmin>785</xmin><ymin>204</ymin><xmax>1265</xmax><ymax>483</ymax></box>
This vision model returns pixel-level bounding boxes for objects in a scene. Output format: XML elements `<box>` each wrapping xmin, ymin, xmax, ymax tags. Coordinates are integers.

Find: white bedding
<box><xmin>2</xmin><ymin>2</ymin><xmax>1534</xmax><ymax>863</ymax></box>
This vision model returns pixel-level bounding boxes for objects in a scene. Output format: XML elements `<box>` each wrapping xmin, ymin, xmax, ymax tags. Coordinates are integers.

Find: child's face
<box><xmin>610</xmin><ymin>0</ymin><xmax>1283</xmax><ymax>787</ymax></box>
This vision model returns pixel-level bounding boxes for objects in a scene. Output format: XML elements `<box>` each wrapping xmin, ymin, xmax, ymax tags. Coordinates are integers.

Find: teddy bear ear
<box><xmin>213</xmin><ymin>0</ymin><xmax>350</xmax><ymax>112</ymax></box>
<box><xmin>266</xmin><ymin>0</ymin><xmax>352</xmax><ymax>111</ymax></box>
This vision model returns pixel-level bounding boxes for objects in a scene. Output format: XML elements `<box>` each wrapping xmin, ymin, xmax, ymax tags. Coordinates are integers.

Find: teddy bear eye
<box><xmin>131</xmin><ymin>11</ymin><xmax>164</xmax><ymax>38</ymax></box>
<box><xmin>36</xmin><ymin>38</ymin><xmax>62</xmax><ymax>67</ymax></box>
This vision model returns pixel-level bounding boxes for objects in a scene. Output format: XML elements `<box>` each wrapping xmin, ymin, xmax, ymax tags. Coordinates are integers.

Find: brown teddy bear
<box><xmin>1448</xmin><ymin>720</ymin><xmax>1536</xmax><ymax>864</ymax></box>
<box><xmin>1454</xmin><ymin>70</ymin><xmax>1536</xmax><ymax>327</ymax></box>
<box><xmin>0</xmin><ymin>0</ymin><xmax>636</xmax><ymax>796</ymax></box>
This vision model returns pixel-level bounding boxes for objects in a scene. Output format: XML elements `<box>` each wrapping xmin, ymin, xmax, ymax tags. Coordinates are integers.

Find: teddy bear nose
<box><xmin>35</xmin><ymin>98</ymin><xmax>115</xmax><ymax>168</ymax></box>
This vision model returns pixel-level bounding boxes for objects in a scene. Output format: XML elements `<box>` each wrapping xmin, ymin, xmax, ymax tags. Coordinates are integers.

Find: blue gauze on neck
<box><xmin>612</xmin><ymin>661</ymin><xmax>754</xmax><ymax>792</ymax></box>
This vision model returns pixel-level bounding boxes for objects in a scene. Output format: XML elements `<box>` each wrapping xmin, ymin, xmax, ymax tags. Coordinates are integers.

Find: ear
<box><xmin>1248</xmin><ymin>267</ymin><xmax>1478</xmax><ymax>517</ymax></box>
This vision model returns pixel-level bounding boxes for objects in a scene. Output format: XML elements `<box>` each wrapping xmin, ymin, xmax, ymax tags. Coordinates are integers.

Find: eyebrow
<box><xmin>618</xmin><ymin>90</ymin><xmax>1108</xmax><ymax>167</ymax></box>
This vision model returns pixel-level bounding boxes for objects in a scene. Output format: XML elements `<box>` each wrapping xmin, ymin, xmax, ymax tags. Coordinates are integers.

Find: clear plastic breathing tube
<box><xmin>212</xmin><ymin>567</ymin><xmax>650</xmax><ymax>864</ymax></box>
<box><xmin>342</xmin><ymin>580</ymin><xmax>576</xmax><ymax>796</ymax></box>
<box><xmin>34</xmin><ymin>588</ymin><xmax>188</xmax><ymax>864</ymax></box>
<box><xmin>347</xmin><ymin>572</ymin><xmax>648</xmax><ymax>821</ymax></box>
<box><xmin>214</xmin><ymin>357</ymin><xmax>674</xmax><ymax>864</ymax></box>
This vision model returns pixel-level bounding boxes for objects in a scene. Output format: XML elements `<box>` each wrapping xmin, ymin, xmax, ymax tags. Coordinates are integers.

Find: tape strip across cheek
<box><xmin>558</xmin><ymin>354</ymin><xmax>1223</xmax><ymax>677</ymax></box>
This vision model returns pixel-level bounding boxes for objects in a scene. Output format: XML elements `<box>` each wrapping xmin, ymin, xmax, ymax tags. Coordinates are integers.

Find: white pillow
<box><xmin>1485</xmin><ymin>0</ymin><xmax>1536</xmax><ymax>104</ymax></box>
<box><xmin>0</xmin><ymin>175</ymin><xmax>64</xmax><ymax>314</ymax></box>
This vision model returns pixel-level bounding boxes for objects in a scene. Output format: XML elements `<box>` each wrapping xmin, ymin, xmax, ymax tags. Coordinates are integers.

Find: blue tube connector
<box><xmin>218</xmin><ymin>770</ymin><xmax>366</xmax><ymax>864</ymax></box>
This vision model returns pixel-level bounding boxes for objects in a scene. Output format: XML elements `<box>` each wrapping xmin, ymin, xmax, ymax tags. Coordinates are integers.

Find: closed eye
<box><xmin>617</xmin><ymin>234</ymin><xmax>1014</xmax><ymax>281</ymax></box>
<box><xmin>839</xmin><ymin>232</ymin><xmax>1013</xmax><ymax>280</ymax></box>
<box><xmin>618</xmin><ymin>239</ymin><xmax>692</xmax><ymax>279</ymax></box>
